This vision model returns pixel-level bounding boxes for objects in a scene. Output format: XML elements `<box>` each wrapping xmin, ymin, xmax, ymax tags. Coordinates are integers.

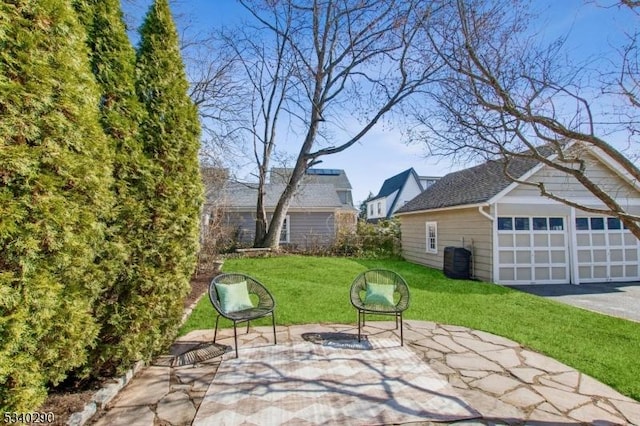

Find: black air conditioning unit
<box><xmin>443</xmin><ymin>246</ymin><xmax>471</xmax><ymax>279</ymax></box>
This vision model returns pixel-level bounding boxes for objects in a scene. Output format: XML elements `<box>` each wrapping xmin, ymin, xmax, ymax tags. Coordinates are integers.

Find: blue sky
<box><xmin>125</xmin><ymin>0</ymin><xmax>637</xmax><ymax>205</ymax></box>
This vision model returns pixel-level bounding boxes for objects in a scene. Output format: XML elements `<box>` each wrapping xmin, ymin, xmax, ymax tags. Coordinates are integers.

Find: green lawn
<box><xmin>180</xmin><ymin>255</ymin><xmax>640</xmax><ymax>401</ymax></box>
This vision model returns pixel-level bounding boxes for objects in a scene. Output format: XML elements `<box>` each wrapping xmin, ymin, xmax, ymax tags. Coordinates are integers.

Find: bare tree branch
<box><xmin>413</xmin><ymin>0</ymin><xmax>640</xmax><ymax>238</ymax></box>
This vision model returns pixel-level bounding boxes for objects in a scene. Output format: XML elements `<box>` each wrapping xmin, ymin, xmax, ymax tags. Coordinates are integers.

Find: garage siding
<box><xmin>400</xmin><ymin>208</ymin><xmax>493</xmax><ymax>281</ymax></box>
<box><xmin>509</xmin><ymin>152</ymin><xmax>638</xmax><ymax>200</ymax></box>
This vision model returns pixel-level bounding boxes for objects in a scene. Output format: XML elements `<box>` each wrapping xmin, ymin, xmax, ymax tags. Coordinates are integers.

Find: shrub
<box><xmin>0</xmin><ymin>0</ymin><xmax>113</xmax><ymax>410</ymax></box>
<box><xmin>333</xmin><ymin>218</ymin><xmax>402</xmax><ymax>258</ymax></box>
<box><xmin>129</xmin><ymin>0</ymin><xmax>204</xmax><ymax>362</ymax></box>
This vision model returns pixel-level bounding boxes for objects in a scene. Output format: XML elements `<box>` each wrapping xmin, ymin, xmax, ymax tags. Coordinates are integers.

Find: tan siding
<box><xmin>509</xmin><ymin>152</ymin><xmax>638</xmax><ymax>200</ymax></box>
<box><xmin>400</xmin><ymin>208</ymin><xmax>493</xmax><ymax>281</ymax></box>
<box><xmin>498</xmin><ymin>203</ymin><xmax>572</xmax><ymax>216</ymax></box>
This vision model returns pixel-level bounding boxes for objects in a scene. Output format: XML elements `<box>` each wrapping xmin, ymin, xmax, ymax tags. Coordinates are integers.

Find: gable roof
<box><xmin>371</xmin><ymin>168</ymin><xmax>420</xmax><ymax>201</ymax></box>
<box><xmin>396</xmin><ymin>157</ymin><xmax>538</xmax><ymax>213</ymax></box>
<box><xmin>219</xmin><ymin>182</ymin><xmax>350</xmax><ymax>210</ymax></box>
<box><xmin>270</xmin><ymin>168</ymin><xmax>352</xmax><ymax>189</ymax></box>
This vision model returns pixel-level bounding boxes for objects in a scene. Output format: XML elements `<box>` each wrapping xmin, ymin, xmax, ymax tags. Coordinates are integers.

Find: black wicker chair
<box><xmin>350</xmin><ymin>269</ymin><xmax>410</xmax><ymax>345</ymax></box>
<box><xmin>209</xmin><ymin>273</ymin><xmax>277</xmax><ymax>357</ymax></box>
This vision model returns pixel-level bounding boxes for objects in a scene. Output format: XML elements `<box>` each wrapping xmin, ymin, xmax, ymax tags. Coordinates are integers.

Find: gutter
<box><xmin>395</xmin><ymin>202</ymin><xmax>489</xmax><ymax>217</ymax></box>
<box><xmin>478</xmin><ymin>205</ymin><xmax>493</xmax><ymax>221</ymax></box>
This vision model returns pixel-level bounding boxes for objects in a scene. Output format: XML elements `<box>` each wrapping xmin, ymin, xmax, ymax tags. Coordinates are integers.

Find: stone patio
<box><xmin>88</xmin><ymin>321</ymin><xmax>640</xmax><ymax>425</ymax></box>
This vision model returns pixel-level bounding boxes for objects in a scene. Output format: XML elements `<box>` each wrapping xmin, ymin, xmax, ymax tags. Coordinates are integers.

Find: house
<box><xmin>395</xmin><ymin>145</ymin><xmax>640</xmax><ymax>285</ymax></box>
<box><xmin>205</xmin><ymin>168</ymin><xmax>358</xmax><ymax>249</ymax></box>
<box><xmin>366</xmin><ymin>168</ymin><xmax>439</xmax><ymax>222</ymax></box>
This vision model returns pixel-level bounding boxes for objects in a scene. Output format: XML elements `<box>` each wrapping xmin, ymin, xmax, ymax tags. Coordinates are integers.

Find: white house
<box><xmin>366</xmin><ymin>168</ymin><xmax>439</xmax><ymax>222</ymax></box>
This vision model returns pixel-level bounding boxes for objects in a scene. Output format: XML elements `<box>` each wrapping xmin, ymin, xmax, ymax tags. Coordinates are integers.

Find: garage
<box><xmin>496</xmin><ymin>215</ymin><xmax>640</xmax><ymax>285</ymax></box>
<box><xmin>497</xmin><ymin>216</ymin><xmax>570</xmax><ymax>284</ymax></box>
<box><xmin>575</xmin><ymin>216</ymin><xmax>640</xmax><ymax>283</ymax></box>
<box><xmin>396</xmin><ymin>142</ymin><xmax>640</xmax><ymax>286</ymax></box>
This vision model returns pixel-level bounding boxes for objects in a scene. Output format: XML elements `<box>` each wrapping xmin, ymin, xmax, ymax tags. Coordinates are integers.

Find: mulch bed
<box><xmin>34</xmin><ymin>272</ymin><xmax>214</xmax><ymax>426</ymax></box>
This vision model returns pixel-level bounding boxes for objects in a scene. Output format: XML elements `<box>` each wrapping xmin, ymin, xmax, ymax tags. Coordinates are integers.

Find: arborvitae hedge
<box><xmin>0</xmin><ymin>0</ymin><xmax>113</xmax><ymax>410</ymax></box>
<box><xmin>131</xmin><ymin>0</ymin><xmax>203</xmax><ymax>359</ymax></box>
<box><xmin>75</xmin><ymin>0</ymin><xmax>160</xmax><ymax>377</ymax></box>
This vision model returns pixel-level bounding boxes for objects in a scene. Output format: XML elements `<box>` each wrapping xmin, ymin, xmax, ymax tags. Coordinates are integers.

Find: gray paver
<box><xmin>484</xmin><ymin>348</ymin><xmax>521</xmax><ymax>369</ymax></box>
<box><xmin>579</xmin><ymin>374</ymin><xmax>627</xmax><ymax>399</ymax></box>
<box><xmin>433</xmin><ymin>334</ymin><xmax>469</xmax><ymax>353</ymax></box>
<box><xmin>452</xmin><ymin>336</ymin><xmax>507</xmax><ymax>353</ymax></box>
<box><xmin>470</xmin><ymin>330</ymin><xmax>520</xmax><ymax>347</ymax></box>
<box><xmin>569</xmin><ymin>403</ymin><xmax>627</xmax><ymax>424</ymax></box>
<box><xmin>471</xmin><ymin>374</ymin><xmax>521</xmax><ymax>395</ymax></box>
<box><xmin>457</xmin><ymin>388</ymin><xmax>526</xmax><ymax>424</ymax></box>
<box><xmin>500</xmin><ymin>387</ymin><xmax>545</xmax><ymax>408</ymax></box>
<box><xmin>609</xmin><ymin>398</ymin><xmax>640</xmax><ymax>425</ymax></box>
<box><xmin>548</xmin><ymin>370</ymin><xmax>581</xmax><ymax>388</ymax></box>
<box><xmin>110</xmin><ymin>366</ymin><xmax>170</xmax><ymax>407</ymax></box>
<box><xmin>447</xmin><ymin>353</ymin><xmax>503</xmax><ymax>372</ymax></box>
<box><xmin>532</xmin><ymin>384</ymin><xmax>592</xmax><ymax>412</ymax></box>
<box><xmin>538</xmin><ymin>376</ymin><xmax>575</xmax><ymax>392</ymax></box>
<box><xmin>92</xmin><ymin>406</ymin><xmax>155</xmax><ymax>426</ymax></box>
<box><xmin>521</xmin><ymin>350</ymin><xmax>573</xmax><ymax>373</ymax></box>
<box><xmin>508</xmin><ymin>367</ymin><xmax>544</xmax><ymax>384</ymax></box>
<box><xmin>156</xmin><ymin>391</ymin><xmax>196</xmax><ymax>425</ymax></box>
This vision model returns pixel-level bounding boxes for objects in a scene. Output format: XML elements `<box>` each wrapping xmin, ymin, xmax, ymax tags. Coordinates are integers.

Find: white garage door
<box><xmin>575</xmin><ymin>217</ymin><xmax>640</xmax><ymax>283</ymax></box>
<box><xmin>497</xmin><ymin>216</ymin><xmax>569</xmax><ymax>284</ymax></box>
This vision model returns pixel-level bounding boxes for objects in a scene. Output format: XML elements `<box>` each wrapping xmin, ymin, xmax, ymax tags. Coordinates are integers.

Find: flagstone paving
<box><xmin>87</xmin><ymin>321</ymin><xmax>640</xmax><ymax>425</ymax></box>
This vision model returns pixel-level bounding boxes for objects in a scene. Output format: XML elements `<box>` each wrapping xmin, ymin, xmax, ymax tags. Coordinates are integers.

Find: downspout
<box><xmin>478</xmin><ymin>205</ymin><xmax>493</xmax><ymax>222</ymax></box>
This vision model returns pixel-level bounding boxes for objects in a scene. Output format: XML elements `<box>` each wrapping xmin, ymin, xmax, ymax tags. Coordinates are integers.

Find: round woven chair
<box><xmin>209</xmin><ymin>273</ymin><xmax>277</xmax><ymax>357</ymax></box>
<box><xmin>350</xmin><ymin>269</ymin><xmax>410</xmax><ymax>345</ymax></box>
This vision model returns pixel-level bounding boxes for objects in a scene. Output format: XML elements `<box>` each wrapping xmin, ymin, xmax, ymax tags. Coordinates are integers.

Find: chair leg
<box><xmin>271</xmin><ymin>312</ymin><xmax>277</xmax><ymax>345</ymax></box>
<box><xmin>357</xmin><ymin>310</ymin><xmax>363</xmax><ymax>342</ymax></box>
<box><xmin>246</xmin><ymin>321</ymin><xmax>250</xmax><ymax>334</ymax></box>
<box><xmin>399</xmin><ymin>313</ymin><xmax>404</xmax><ymax>346</ymax></box>
<box><xmin>233</xmin><ymin>322</ymin><xmax>239</xmax><ymax>358</ymax></box>
<box><xmin>213</xmin><ymin>315</ymin><xmax>220</xmax><ymax>343</ymax></box>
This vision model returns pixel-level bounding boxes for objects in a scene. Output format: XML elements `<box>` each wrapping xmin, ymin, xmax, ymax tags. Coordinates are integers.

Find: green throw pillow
<box><xmin>215</xmin><ymin>281</ymin><xmax>253</xmax><ymax>313</ymax></box>
<box><xmin>364</xmin><ymin>282</ymin><xmax>395</xmax><ymax>306</ymax></box>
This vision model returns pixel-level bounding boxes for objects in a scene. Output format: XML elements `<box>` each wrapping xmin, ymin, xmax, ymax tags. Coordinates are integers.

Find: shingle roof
<box><xmin>396</xmin><ymin>157</ymin><xmax>539</xmax><ymax>213</ymax></box>
<box><xmin>270</xmin><ymin>168</ymin><xmax>352</xmax><ymax>189</ymax></box>
<box><xmin>219</xmin><ymin>182</ymin><xmax>347</xmax><ymax>210</ymax></box>
<box><xmin>371</xmin><ymin>168</ymin><xmax>417</xmax><ymax>200</ymax></box>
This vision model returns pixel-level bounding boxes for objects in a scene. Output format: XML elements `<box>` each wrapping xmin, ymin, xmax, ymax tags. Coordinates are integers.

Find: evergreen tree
<box><xmin>74</xmin><ymin>0</ymin><xmax>158</xmax><ymax>375</ymax></box>
<box><xmin>134</xmin><ymin>0</ymin><xmax>203</xmax><ymax>356</ymax></box>
<box><xmin>0</xmin><ymin>0</ymin><xmax>113</xmax><ymax>410</ymax></box>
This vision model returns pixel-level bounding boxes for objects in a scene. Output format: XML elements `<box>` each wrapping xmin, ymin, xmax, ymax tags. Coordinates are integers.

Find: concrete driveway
<box><xmin>508</xmin><ymin>282</ymin><xmax>640</xmax><ymax>323</ymax></box>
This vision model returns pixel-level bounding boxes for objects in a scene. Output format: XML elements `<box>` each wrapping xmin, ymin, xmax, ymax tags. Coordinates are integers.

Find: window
<box><xmin>426</xmin><ymin>222</ymin><xmax>437</xmax><ymax>254</ymax></box>
<box><xmin>575</xmin><ymin>217</ymin><xmax>589</xmax><ymax>230</ymax></box>
<box><xmin>369</xmin><ymin>204</ymin><xmax>373</xmax><ymax>216</ymax></box>
<box><xmin>532</xmin><ymin>217</ymin><xmax>548</xmax><ymax>230</ymax></box>
<box><xmin>590</xmin><ymin>217</ymin><xmax>605</xmax><ymax>230</ymax></box>
<box><xmin>607</xmin><ymin>217</ymin><xmax>621</xmax><ymax>230</ymax></box>
<box><xmin>498</xmin><ymin>217</ymin><xmax>513</xmax><ymax>230</ymax></box>
<box><xmin>377</xmin><ymin>202</ymin><xmax>382</xmax><ymax>215</ymax></box>
<box><xmin>499</xmin><ymin>216</ymin><xmax>564</xmax><ymax>231</ymax></box>
<box><xmin>279</xmin><ymin>215</ymin><xmax>290</xmax><ymax>243</ymax></box>
<box><xmin>514</xmin><ymin>217</ymin><xmax>530</xmax><ymax>230</ymax></box>
<box><xmin>549</xmin><ymin>218</ymin><xmax>564</xmax><ymax>230</ymax></box>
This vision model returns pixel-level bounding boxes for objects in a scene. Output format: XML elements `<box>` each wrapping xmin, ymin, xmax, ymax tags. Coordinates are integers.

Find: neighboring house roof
<box><xmin>270</xmin><ymin>168</ymin><xmax>352</xmax><ymax>190</ymax></box>
<box><xmin>370</xmin><ymin>168</ymin><xmax>420</xmax><ymax>201</ymax></box>
<box><xmin>396</xmin><ymin>157</ymin><xmax>539</xmax><ymax>213</ymax></box>
<box><xmin>221</xmin><ymin>182</ymin><xmax>351</xmax><ymax>210</ymax></box>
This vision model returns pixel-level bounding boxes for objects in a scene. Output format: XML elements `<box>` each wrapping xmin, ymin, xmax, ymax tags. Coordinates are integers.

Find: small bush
<box><xmin>333</xmin><ymin>218</ymin><xmax>402</xmax><ymax>258</ymax></box>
